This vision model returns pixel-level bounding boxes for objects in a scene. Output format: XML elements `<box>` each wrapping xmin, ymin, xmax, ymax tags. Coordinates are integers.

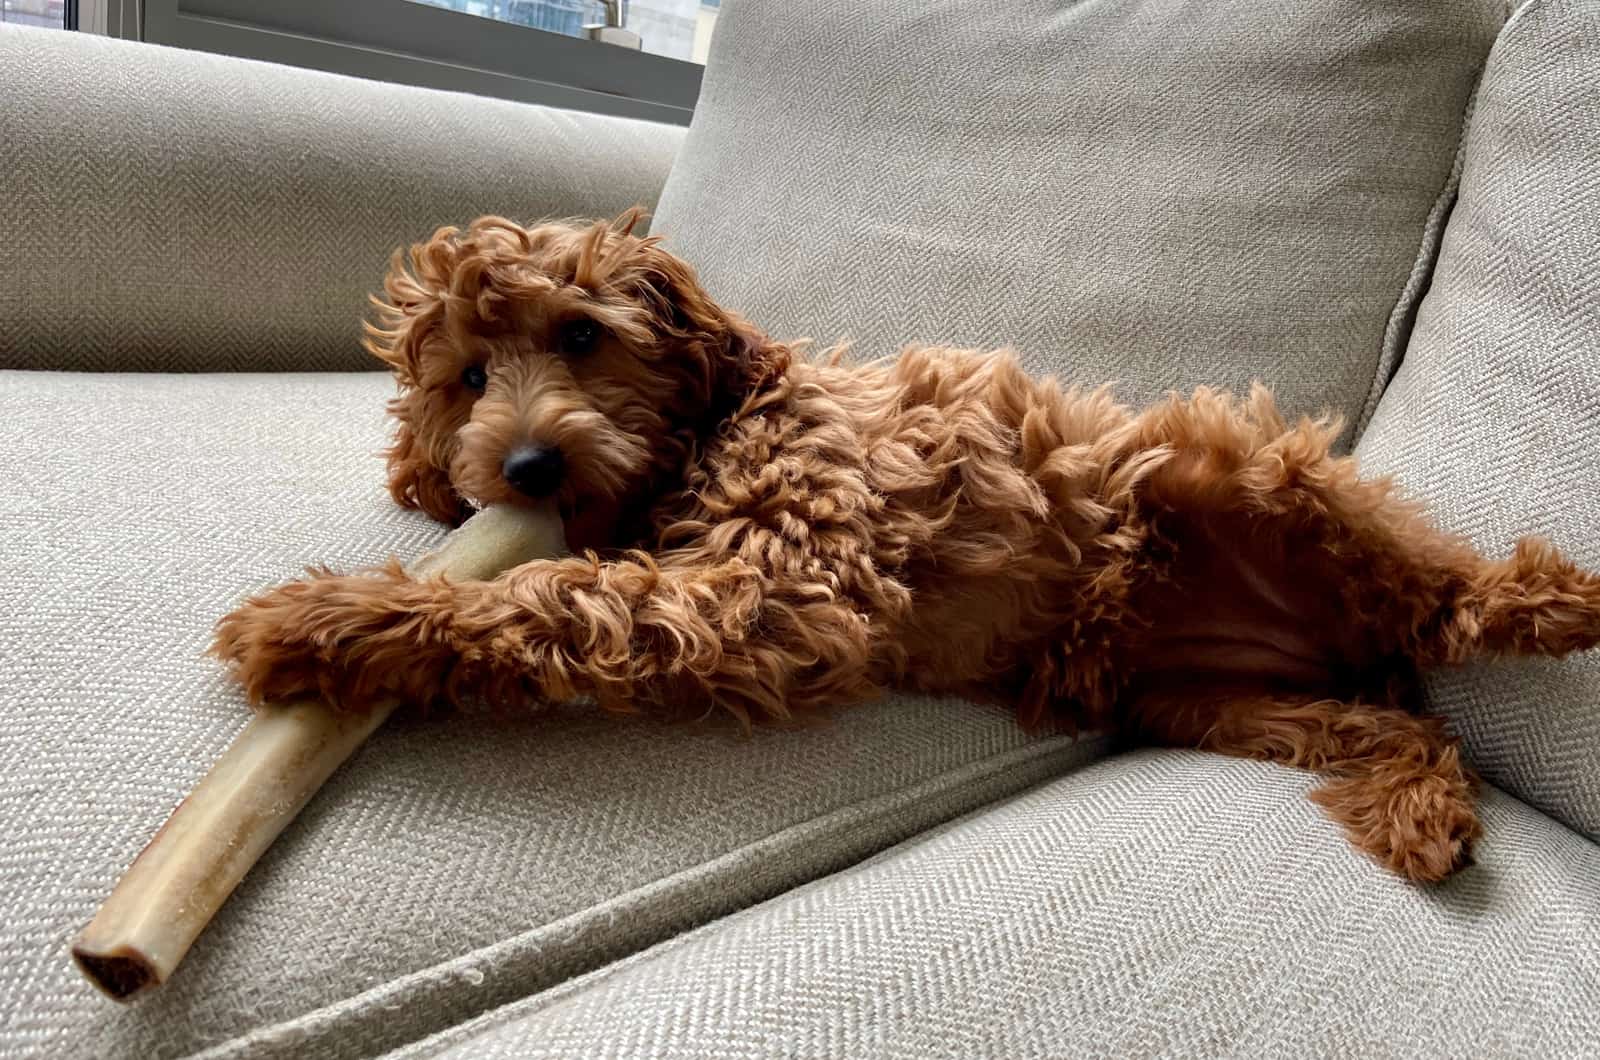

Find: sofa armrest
<box><xmin>1355</xmin><ymin>0</ymin><xmax>1600</xmax><ymax>840</ymax></box>
<box><xmin>0</xmin><ymin>25</ymin><xmax>685</xmax><ymax>372</ymax></box>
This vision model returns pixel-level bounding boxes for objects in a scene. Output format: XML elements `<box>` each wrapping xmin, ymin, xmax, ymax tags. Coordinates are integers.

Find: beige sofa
<box><xmin>2</xmin><ymin>0</ymin><xmax>1597</xmax><ymax>1056</ymax></box>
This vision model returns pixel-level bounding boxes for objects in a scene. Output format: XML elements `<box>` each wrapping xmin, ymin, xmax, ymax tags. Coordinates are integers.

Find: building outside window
<box><xmin>1</xmin><ymin>0</ymin><xmax>67</xmax><ymax>29</ymax></box>
<box><xmin>410</xmin><ymin>0</ymin><xmax>720</xmax><ymax>63</ymax></box>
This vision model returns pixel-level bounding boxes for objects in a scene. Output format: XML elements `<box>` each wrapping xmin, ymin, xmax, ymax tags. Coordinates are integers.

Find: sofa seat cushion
<box><xmin>400</xmin><ymin>751</ymin><xmax>1600</xmax><ymax>1059</ymax></box>
<box><xmin>1354</xmin><ymin>0</ymin><xmax>1600</xmax><ymax>839</ymax></box>
<box><xmin>653</xmin><ymin>0</ymin><xmax>1506</xmax><ymax>432</ymax></box>
<box><xmin>0</xmin><ymin>370</ymin><xmax>1101</xmax><ymax>1059</ymax></box>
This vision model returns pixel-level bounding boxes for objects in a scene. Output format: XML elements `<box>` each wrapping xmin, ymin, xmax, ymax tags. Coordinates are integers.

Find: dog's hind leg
<box><xmin>1418</xmin><ymin>536</ymin><xmax>1600</xmax><ymax>666</ymax></box>
<box><xmin>1129</xmin><ymin>385</ymin><xmax>1600</xmax><ymax>675</ymax></box>
<box><xmin>1127</xmin><ymin>687</ymin><xmax>1480</xmax><ymax>883</ymax></box>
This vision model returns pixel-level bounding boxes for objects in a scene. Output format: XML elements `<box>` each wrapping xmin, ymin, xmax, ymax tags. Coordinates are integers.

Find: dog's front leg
<box><xmin>212</xmin><ymin>553</ymin><xmax>872</xmax><ymax>720</ymax></box>
<box><xmin>211</xmin><ymin>559</ymin><xmax>484</xmax><ymax>710</ymax></box>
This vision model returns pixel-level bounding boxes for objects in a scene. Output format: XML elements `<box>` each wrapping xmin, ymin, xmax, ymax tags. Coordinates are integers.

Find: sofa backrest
<box><xmin>0</xmin><ymin>26</ymin><xmax>683</xmax><ymax>373</ymax></box>
<box><xmin>652</xmin><ymin>0</ymin><xmax>1509</xmax><ymax>437</ymax></box>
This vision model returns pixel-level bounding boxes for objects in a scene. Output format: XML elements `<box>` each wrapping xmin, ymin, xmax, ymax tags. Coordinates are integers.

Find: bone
<box><xmin>71</xmin><ymin>502</ymin><xmax>566</xmax><ymax>1001</ymax></box>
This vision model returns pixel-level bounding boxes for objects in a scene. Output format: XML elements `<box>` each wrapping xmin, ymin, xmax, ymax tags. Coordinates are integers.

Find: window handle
<box><xmin>585</xmin><ymin>0</ymin><xmax>643</xmax><ymax>50</ymax></box>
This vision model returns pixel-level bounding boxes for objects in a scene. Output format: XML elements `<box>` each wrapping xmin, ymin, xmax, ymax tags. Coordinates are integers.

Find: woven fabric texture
<box><xmin>0</xmin><ymin>370</ymin><xmax>1101</xmax><ymax>1058</ymax></box>
<box><xmin>651</xmin><ymin>0</ymin><xmax>1506</xmax><ymax>435</ymax></box>
<box><xmin>0</xmin><ymin>26</ymin><xmax>683</xmax><ymax>373</ymax></box>
<box><xmin>405</xmin><ymin>751</ymin><xmax>1600</xmax><ymax>1059</ymax></box>
<box><xmin>1355</xmin><ymin>0</ymin><xmax>1600</xmax><ymax>839</ymax></box>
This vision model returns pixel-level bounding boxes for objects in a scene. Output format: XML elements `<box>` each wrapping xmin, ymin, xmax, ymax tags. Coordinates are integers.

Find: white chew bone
<box><xmin>71</xmin><ymin>502</ymin><xmax>566</xmax><ymax>1001</ymax></box>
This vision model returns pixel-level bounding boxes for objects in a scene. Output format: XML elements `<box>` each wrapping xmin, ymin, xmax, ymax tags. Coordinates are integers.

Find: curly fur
<box><xmin>213</xmin><ymin>213</ymin><xmax>1600</xmax><ymax>883</ymax></box>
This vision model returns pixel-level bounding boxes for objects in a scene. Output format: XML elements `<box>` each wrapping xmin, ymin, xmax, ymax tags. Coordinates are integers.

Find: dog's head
<box><xmin>365</xmin><ymin>213</ymin><xmax>784</xmax><ymax>540</ymax></box>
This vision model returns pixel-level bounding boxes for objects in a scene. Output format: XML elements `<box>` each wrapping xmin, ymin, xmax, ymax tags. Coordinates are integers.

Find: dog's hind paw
<box><xmin>1309</xmin><ymin>771</ymin><xmax>1481</xmax><ymax>884</ymax></box>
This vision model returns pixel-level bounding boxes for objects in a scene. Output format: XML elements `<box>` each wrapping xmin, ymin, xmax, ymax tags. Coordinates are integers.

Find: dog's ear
<box><xmin>364</xmin><ymin>232</ymin><xmax>474</xmax><ymax>525</ymax></box>
<box><xmin>596</xmin><ymin>223</ymin><xmax>787</xmax><ymax>418</ymax></box>
<box><xmin>384</xmin><ymin>416</ymin><xmax>468</xmax><ymax>526</ymax></box>
<box><xmin>363</xmin><ymin>228</ymin><xmax>467</xmax><ymax>384</ymax></box>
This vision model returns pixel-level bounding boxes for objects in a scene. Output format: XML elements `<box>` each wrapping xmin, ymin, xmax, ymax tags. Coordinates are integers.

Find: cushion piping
<box><xmin>392</xmin><ymin>769</ymin><xmax>1600</xmax><ymax>1060</ymax></box>
<box><xmin>194</xmin><ymin>730</ymin><xmax>1108</xmax><ymax>1060</ymax></box>
<box><xmin>1351</xmin><ymin>11</ymin><xmax>1506</xmax><ymax>443</ymax></box>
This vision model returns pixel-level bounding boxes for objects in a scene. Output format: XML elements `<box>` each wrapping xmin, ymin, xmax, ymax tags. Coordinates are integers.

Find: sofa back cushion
<box><xmin>1355</xmin><ymin>0</ymin><xmax>1600</xmax><ymax>839</ymax></box>
<box><xmin>653</xmin><ymin>0</ymin><xmax>1506</xmax><ymax>432</ymax></box>
<box><xmin>0</xmin><ymin>27</ymin><xmax>682</xmax><ymax>373</ymax></box>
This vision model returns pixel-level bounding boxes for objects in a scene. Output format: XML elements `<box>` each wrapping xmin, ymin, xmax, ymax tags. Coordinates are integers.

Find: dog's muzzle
<box><xmin>502</xmin><ymin>444</ymin><xmax>566</xmax><ymax>498</ymax></box>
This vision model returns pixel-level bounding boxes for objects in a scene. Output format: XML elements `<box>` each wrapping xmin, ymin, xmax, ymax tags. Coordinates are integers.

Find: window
<box><xmin>1</xmin><ymin>0</ymin><xmax>68</xmax><ymax>28</ymax></box>
<box><xmin>138</xmin><ymin>0</ymin><xmax>709</xmax><ymax>124</ymax></box>
<box><xmin>410</xmin><ymin>2</ymin><xmax>721</xmax><ymax>64</ymax></box>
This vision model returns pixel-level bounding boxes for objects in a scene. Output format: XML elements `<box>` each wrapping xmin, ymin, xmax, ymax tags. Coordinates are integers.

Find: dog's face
<box><xmin>365</xmin><ymin>215</ymin><xmax>779</xmax><ymax>537</ymax></box>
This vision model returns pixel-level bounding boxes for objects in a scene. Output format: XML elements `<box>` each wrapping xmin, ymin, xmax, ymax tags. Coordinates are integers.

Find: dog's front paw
<box><xmin>210</xmin><ymin>567</ymin><xmax>448</xmax><ymax>710</ymax></box>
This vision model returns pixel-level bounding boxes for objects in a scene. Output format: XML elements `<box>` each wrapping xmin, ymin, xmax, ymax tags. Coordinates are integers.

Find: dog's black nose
<box><xmin>502</xmin><ymin>445</ymin><xmax>565</xmax><ymax>497</ymax></box>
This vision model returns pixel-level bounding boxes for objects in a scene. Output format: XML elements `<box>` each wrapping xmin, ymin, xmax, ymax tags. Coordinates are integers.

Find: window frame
<box><xmin>138</xmin><ymin>0</ymin><xmax>703</xmax><ymax>125</ymax></box>
<box><xmin>76</xmin><ymin>0</ymin><xmax>142</xmax><ymax>38</ymax></box>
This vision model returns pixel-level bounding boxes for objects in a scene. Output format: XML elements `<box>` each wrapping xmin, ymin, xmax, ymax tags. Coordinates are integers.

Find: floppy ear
<box><xmin>362</xmin><ymin>234</ymin><xmax>460</xmax><ymax>385</ymax></box>
<box><xmin>362</xmin><ymin>231</ymin><xmax>475</xmax><ymax>525</ymax></box>
<box><xmin>384</xmin><ymin>414</ymin><xmax>468</xmax><ymax>526</ymax></box>
<box><xmin>619</xmin><ymin>233</ymin><xmax>789</xmax><ymax>419</ymax></box>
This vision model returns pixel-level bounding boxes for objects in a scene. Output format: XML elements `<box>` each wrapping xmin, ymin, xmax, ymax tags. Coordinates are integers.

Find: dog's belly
<box><xmin>1127</xmin><ymin>512</ymin><xmax>1376</xmax><ymax>694</ymax></box>
<box><xmin>886</xmin><ymin>518</ymin><xmax>1358</xmax><ymax>707</ymax></box>
<box><xmin>1138</xmin><ymin>619</ymin><xmax>1333</xmax><ymax>686</ymax></box>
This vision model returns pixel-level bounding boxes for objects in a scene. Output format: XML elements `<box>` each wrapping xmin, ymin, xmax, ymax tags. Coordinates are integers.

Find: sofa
<box><xmin>2</xmin><ymin>0</ymin><xmax>1596</xmax><ymax>1056</ymax></box>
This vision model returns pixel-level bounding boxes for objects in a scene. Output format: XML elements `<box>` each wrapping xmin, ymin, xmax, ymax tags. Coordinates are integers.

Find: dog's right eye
<box><xmin>460</xmin><ymin>364</ymin><xmax>488</xmax><ymax>392</ymax></box>
<box><xmin>558</xmin><ymin>319</ymin><xmax>602</xmax><ymax>356</ymax></box>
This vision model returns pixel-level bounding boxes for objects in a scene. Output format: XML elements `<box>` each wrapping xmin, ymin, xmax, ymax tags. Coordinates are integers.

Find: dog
<box><xmin>212</xmin><ymin>212</ymin><xmax>1600</xmax><ymax>883</ymax></box>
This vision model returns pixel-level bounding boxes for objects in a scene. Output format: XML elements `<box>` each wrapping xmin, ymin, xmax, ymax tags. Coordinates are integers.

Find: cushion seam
<box><xmin>1352</xmin><ymin>80</ymin><xmax>1485</xmax><ymax>443</ymax></box>
<box><xmin>394</xmin><ymin>767</ymin><xmax>1590</xmax><ymax>1059</ymax></box>
<box><xmin>1353</xmin><ymin>0</ymin><xmax>1533</xmax><ymax>444</ymax></box>
<box><xmin>394</xmin><ymin>775</ymin><xmax>1081</xmax><ymax>1059</ymax></box>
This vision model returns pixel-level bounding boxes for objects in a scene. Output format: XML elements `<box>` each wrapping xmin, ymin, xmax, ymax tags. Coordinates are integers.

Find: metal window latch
<box><xmin>585</xmin><ymin>0</ymin><xmax>642</xmax><ymax>49</ymax></box>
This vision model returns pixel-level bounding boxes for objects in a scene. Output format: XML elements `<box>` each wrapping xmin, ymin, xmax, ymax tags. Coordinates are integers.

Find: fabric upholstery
<box><xmin>0</xmin><ymin>370</ymin><xmax>1099</xmax><ymax>1058</ymax></box>
<box><xmin>0</xmin><ymin>26</ymin><xmax>684</xmax><ymax>374</ymax></box>
<box><xmin>402</xmin><ymin>751</ymin><xmax>1600</xmax><ymax>1060</ymax></box>
<box><xmin>6</xmin><ymin>3</ymin><xmax>1593</xmax><ymax>1058</ymax></box>
<box><xmin>652</xmin><ymin>0</ymin><xmax>1508</xmax><ymax>437</ymax></box>
<box><xmin>1355</xmin><ymin>0</ymin><xmax>1600</xmax><ymax>840</ymax></box>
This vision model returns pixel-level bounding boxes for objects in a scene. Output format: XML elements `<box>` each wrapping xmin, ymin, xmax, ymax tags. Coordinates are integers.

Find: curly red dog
<box><xmin>213</xmin><ymin>213</ymin><xmax>1600</xmax><ymax>883</ymax></box>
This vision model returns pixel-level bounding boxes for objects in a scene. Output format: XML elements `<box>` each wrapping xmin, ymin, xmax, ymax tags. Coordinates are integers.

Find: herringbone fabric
<box><xmin>652</xmin><ymin>0</ymin><xmax>1506</xmax><ymax>435</ymax></box>
<box><xmin>401</xmin><ymin>752</ymin><xmax>1600</xmax><ymax>1059</ymax></box>
<box><xmin>0</xmin><ymin>27</ymin><xmax>683</xmax><ymax>373</ymax></box>
<box><xmin>8</xmin><ymin>3</ymin><xmax>1596</xmax><ymax>1058</ymax></box>
<box><xmin>0</xmin><ymin>370</ymin><xmax>1101</xmax><ymax>1058</ymax></box>
<box><xmin>1356</xmin><ymin>0</ymin><xmax>1600</xmax><ymax>840</ymax></box>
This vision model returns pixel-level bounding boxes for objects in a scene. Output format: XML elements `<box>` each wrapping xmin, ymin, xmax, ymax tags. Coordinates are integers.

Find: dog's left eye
<box><xmin>460</xmin><ymin>364</ymin><xmax>488</xmax><ymax>391</ymax></box>
<box><xmin>558</xmin><ymin>319</ymin><xmax>602</xmax><ymax>356</ymax></box>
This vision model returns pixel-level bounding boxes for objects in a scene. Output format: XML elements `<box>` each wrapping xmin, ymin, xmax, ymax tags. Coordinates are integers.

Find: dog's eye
<box><xmin>460</xmin><ymin>364</ymin><xmax>488</xmax><ymax>391</ymax></box>
<box><xmin>558</xmin><ymin>319</ymin><xmax>602</xmax><ymax>356</ymax></box>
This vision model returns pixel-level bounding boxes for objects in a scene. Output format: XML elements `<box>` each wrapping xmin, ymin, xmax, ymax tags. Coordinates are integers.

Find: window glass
<box><xmin>409</xmin><ymin>1</ymin><xmax>719</xmax><ymax>63</ymax></box>
<box><xmin>0</xmin><ymin>0</ymin><xmax>67</xmax><ymax>29</ymax></box>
